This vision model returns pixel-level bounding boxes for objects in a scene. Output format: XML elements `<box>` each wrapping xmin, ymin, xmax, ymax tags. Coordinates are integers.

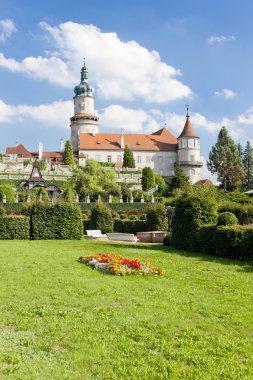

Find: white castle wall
<box><xmin>74</xmin><ymin>96</ymin><xmax>94</xmax><ymax>115</ymax></box>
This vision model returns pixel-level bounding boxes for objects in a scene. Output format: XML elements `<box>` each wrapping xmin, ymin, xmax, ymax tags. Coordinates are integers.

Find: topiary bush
<box><xmin>0</xmin><ymin>216</ymin><xmax>30</xmax><ymax>239</ymax></box>
<box><xmin>31</xmin><ymin>203</ymin><xmax>83</xmax><ymax>240</ymax></box>
<box><xmin>146</xmin><ymin>203</ymin><xmax>168</xmax><ymax>231</ymax></box>
<box><xmin>218</xmin><ymin>201</ymin><xmax>253</xmax><ymax>225</ymax></box>
<box><xmin>172</xmin><ymin>190</ymin><xmax>218</xmax><ymax>250</ymax></box>
<box><xmin>114</xmin><ymin>219</ymin><xmax>146</xmax><ymax>233</ymax></box>
<box><xmin>217</xmin><ymin>212</ymin><xmax>238</xmax><ymax>226</ymax></box>
<box><xmin>88</xmin><ymin>202</ymin><xmax>114</xmax><ymax>233</ymax></box>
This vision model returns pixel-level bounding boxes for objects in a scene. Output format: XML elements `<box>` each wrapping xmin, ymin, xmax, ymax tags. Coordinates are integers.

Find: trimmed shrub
<box><xmin>146</xmin><ymin>203</ymin><xmax>168</xmax><ymax>231</ymax></box>
<box><xmin>198</xmin><ymin>224</ymin><xmax>253</xmax><ymax>261</ymax></box>
<box><xmin>163</xmin><ymin>233</ymin><xmax>172</xmax><ymax>246</ymax></box>
<box><xmin>114</xmin><ymin>219</ymin><xmax>146</xmax><ymax>233</ymax></box>
<box><xmin>31</xmin><ymin>203</ymin><xmax>83</xmax><ymax>240</ymax></box>
<box><xmin>0</xmin><ymin>206</ymin><xmax>5</xmax><ymax>217</ymax></box>
<box><xmin>172</xmin><ymin>192</ymin><xmax>218</xmax><ymax>250</ymax></box>
<box><xmin>218</xmin><ymin>202</ymin><xmax>253</xmax><ymax>225</ymax></box>
<box><xmin>88</xmin><ymin>202</ymin><xmax>113</xmax><ymax>233</ymax></box>
<box><xmin>0</xmin><ymin>185</ymin><xmax>15</xmax><ymax>203</ymax></box>
<box><xmin>0</xmin><ymin>216</ymin><xmax>29</xmax><ymax>239</ymax></box>
<box><xmin>217</xmin><ymin>212</ymin><xmax>238</xmax><ymax>226</ymax></box>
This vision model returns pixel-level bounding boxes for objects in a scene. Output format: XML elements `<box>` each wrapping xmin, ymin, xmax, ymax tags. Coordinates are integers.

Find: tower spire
<box><xmin>186</xmin><ymin>104</ymin><xmax>189</xmax><ymax>117</ymax></box>
<box><xmin>81</xmin><ymin>57</ymin><xmax>88</xmax><ymax>82</ymax></box>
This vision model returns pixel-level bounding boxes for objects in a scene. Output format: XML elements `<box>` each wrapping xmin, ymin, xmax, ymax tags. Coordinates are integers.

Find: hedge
<box><xmin>0</xmin><ymin>216</ymin><xmax>30</xmax><ymax>239</ymax></box>
<box><xmin>78</xmin><ymin>202</ymin><xmax>151</xmax><ymax>212</ymax></box>
<box><xmin>114</xmin><ymin>219</ymin><xmax>147</xmax><ymax>233</ymax></box>
<box><xmin>218</xmin><ymin>201</ymin><xmax>253</xmax><ymax>225</ymax></box>
<box><xmin>30</xmin><ymin>203</ymin><xmax>83</xmax><ymax>240</ymax></box>
<box><xmin>198</xmin><ymin>224</ymin><xmax>253</xmax><ymax>261</ymax></box>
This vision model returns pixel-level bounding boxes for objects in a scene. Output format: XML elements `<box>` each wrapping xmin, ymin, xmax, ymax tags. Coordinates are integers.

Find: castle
<box><xmin>6</xmin><ymin>61</ymin><xmax>203</xmax><ymax>183</ymax></box>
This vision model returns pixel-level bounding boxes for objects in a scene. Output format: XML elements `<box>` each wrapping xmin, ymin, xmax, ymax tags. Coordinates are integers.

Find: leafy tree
<box><xmin>60</xmin><ymin>183</ymin><xmax>76</xmax><ymax>203</ymax></box>
<box><xmin>155</xmin><ymin>173</ymin><xmax>166</xmax><ymax>195</ymax></box>
<box><xmin>72</xmin><ymin>159</ymin><xmax>120</xmax><ymax>201</ymax></box>
<box><xmin>207</xmin><ymin>126</ymin><xmax>246</xmax><ymax>191</ymax></box>
<box><xmin>64</xmin><ymin>139</ymin><xmax>75</xmax><ymax>165</ymax></box>
<box><xmin>167</xmin><ymin>163</ymin><xmax>190</xmax><ymax>193</ymax></box>
<box><xmin>141</xmin><ymin>167</ymin><xmax>155</xmax><ymax>191</ymax></box>
<box><xmin>243</xmin><ymin>141</ymin><xmax>253</xmax><ymax>189</ymax></box>
<box><xmin>0</xmin><ymin>185</ymin><xmax>15</xmax><ymax>203</ymax></box>
<box><xmin>123</xmin><ymin>145</ymin><xmax>135</xmax><ymax>168</ymax></box>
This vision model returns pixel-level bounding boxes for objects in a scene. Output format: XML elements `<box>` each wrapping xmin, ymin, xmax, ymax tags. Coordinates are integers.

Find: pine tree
<box><xmin>141</xmin><ymin>167</ymin><xmax>155</xmax><ymax>191</ymax></box>
<box><xmin>237</xmin><ymin>143</ymin><xmax>243</xmax><ymax>158</ymax></box>
<box><xmin>207</xmin><ymin>126</ymin><xmax>246</xmax><ymax>191</ymax></box>
<box><xmin>123</xmin><ymin>145</ymin><xmax>135</xmax><ymax>168</ymax></box>
<box><xmin>243</xmin><ymin>141</ymin><xmax>253</xmax><ymax>189</ymax></box>
<box><xmin>64</xmin><ymin>140</ymin><xmax>75</xmax><ymax>165</ymax></box>
<box><xmin>168</xmin><ymin>163</ymin><xmax>189</xmax><ymax>192</ymax></box>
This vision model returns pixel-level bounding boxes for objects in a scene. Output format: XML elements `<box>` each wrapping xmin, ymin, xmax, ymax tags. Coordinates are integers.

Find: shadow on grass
<box><xmin>99</xmin><ymin>241</ymin><xmax>253</xmax><ymax>271</ymax></box>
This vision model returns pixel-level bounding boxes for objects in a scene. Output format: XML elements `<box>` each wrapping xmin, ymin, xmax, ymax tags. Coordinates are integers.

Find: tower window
<box><xmin>190</xmin><ymin>155</ymin><xmax>195</xmax><ymax>161</ymax></box>
<box><xmin>188</xmin><ymin>139</ymin><xmax>194</xmax><ymax>148</ymax></box>
<box><xmin>182</xmin><ymin>139</ymin><xmax>187</xmax><ymax>148</ymax></box>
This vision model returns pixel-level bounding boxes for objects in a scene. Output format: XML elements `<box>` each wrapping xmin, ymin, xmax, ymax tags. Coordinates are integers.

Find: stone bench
<box><xmin>107</xmin><ymin>233</ymin><xmax>139</xmax><ymax>243</ymax></box>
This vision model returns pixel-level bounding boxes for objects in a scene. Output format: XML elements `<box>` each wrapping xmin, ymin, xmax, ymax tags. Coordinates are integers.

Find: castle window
<box><xmin>117</xmin><ymin>155</ymin><xmax>122</xmax><ymax>162</ymax></box>
<box><xmin>182</xmin><ymin>139</ymin><xmax>187</xmax><ymax>148</ymax></box>
<box><xmin>137</xmin><ymin>156</ymin><xmax>142</xmax><ymax>163</ymax></box>
<box><xmin>190</xmin><ymin>169</ymin><xmax>195</xmax><ymax>175</ymax></box>
<box><xmin>168</xmin><ymin>157</ymin><xmax>174</xmax><ymax>164</ymax></box>
<box><xmin>146</xmin><ymin>156</ymin><xmax>151</xmax><ymax>163</ymax></box>
<box><xmin>188</xmin><ymin>138</ymin><xmax>194</xmax><ymax>148</ymax></box>
<box><xmin>107</xmin><ymin>155</ymin><xmax>112</xmax><ymax>163</ymax></box>
<box><xmin>190</xmin><ymin>155</ymin><xmax>195</xmax><ymax>161</ymax></box>
<box><xmin>158</xmin><ymin>156</ymin><xmax>163</xmax><ymax>164</ymax></box>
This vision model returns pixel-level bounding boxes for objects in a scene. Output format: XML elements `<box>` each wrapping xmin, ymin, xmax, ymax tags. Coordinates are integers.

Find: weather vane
<box><xmin>185</xmin><ymin>105</ymin><xmax>189</xmax><ymax>116</ymax></box>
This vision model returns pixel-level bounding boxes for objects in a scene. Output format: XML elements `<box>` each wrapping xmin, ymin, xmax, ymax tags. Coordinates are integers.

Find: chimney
<box><xmin>60</xmin><ymin>138</ymin><xmax>64</xmax><ymax>152</ymax></box>
<box><xmin>120</xmin><ymin>129</ymin><xmax>124</xmax><ymax>149</ymax></box>
<box><xmin>92</xmin><ymin>129</ymin><xmax>95</xmax><ymax>137</ymax></box>
<box><xmin>38</xmin><ymin>142</ymin><xmax>43</xmax><ymax>160</ymax></box>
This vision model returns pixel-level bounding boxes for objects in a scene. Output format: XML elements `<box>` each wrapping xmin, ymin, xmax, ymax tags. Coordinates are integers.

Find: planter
<box><xmin>137</xmin><ymin>231</ymin><xmax>167</xmax><ymax>243</ymax></box>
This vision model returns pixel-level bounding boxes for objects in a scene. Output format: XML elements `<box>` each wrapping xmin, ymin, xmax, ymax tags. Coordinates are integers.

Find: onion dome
<box><xmin>74</xmin><ymin>59</ymin><xmax>95</xmax><ymax>97</ymax></box>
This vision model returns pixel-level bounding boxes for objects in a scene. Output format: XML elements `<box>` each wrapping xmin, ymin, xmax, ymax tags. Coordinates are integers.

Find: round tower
<box><xmin>177</xmin><ymin>109</ymin><xmax>202</xmax><ymax>183</ymax></box>
<box><xmin>70</xmin><ymin>59</ymin><xmax>99</xmax><ymax>151</ymax></box>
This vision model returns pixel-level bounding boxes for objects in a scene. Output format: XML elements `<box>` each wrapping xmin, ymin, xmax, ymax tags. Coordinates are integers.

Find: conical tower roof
<box><xmin>178</xmin><ymin>112</ymin><xmax>198</xmax><ymax>138</ymax></box>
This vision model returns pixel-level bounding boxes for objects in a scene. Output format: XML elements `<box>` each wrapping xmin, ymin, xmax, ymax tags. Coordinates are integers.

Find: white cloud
<box><xmin>0</xmin><ymin>53</ymin><xmax>75</xmax><ymax>86</ymax></box>
<box><xmin>0</xmin><ymin>21</ymin><xmax>192</xmax><ymax>103</ymax></box>
<box><xmin>98</xmin><ymin>105</ymin><xmax>159</xmax><ymax>133</ymax></box>
<box><xmin>214</xmin><ymin>88</ymin><xmax>236</xmax><ymax>99</ymax></box>
<box><xmin>0</xmin><ymin>99</ymin><xmax>72</xmax><ymax>127</ymax></box>
<box><xmin>0</xmin><ymin>19</ymin><xmax>17</xmax><ymax>42</ymax></box>
<box><xmin>207</xmin><ymin>35</ymin><xmax>236</xmax><ymax>45</ymax></box>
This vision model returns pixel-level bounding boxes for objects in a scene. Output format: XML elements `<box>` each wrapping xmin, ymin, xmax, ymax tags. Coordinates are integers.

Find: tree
<box><xmin>167</xmin><ymin>163</ymin><xmax>190</xmax><ymax>193</ymax></box>
<box><xmin>141</xmin><ymin>167</ymin><xmax>155</xmax><ymax>191</ymax></box>
<box><xmin>237</xmin><ymin>143</ymin><xmax>243</xmax><ymax>158</ymax></box>
<box><xmin>123</xmin><ymin>145</ymin><xmax>135</xmax><ymax>168</ymax></box>
<box><xmin>207</xmin><ymin>126</ymin><xmax>246</xmax><ymax>191</ymax></box>
<box><xmin>88</xmin><ymin>201</ymin><xmax>114</xmax><ymax>233</ymax></box>
<box><xmin>146</xmin><ymin>203</ymin><xmax>168</xmax><ymax>231</ymax></box>
<box><xmin>64</xmin><ymin>140</ymin><xmax>75</xmax><ymax>165</ymax></box>
<box><xmin>243</xmin><ymin>141</ymin><xmax>253</xmax><ymax>189</ymax></box>
<box><xmin>155</xmin><ymin>173</ymin><xmax>166</xmax><ymax>195</ymax></box>
<box><xmin>72</xmin><ymin>159</ymin><xmax>120</xmax><ymax>201</ymax></box>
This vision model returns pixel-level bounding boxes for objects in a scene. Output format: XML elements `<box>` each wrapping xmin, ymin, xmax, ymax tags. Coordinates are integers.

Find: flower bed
<box><xmin>78</xmin><ymin>253</ymin><xmax>165</xmax><ymax>276</ymax></box>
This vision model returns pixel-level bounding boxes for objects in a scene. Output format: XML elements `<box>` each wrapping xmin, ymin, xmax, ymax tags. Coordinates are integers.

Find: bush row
<box><xmin>218</xmin><ymin>201</ymin><xmax>253</xmax><ymax>225</ymax></box>
<box><xmin>0</xmin><ymin>216</ymin><xmax>30</xmax><ymax>239</ymax></box>
<box><xmin>197</xmin><ymin>224</ymin><xmax>253</xmax><ymax>261</ymax></box>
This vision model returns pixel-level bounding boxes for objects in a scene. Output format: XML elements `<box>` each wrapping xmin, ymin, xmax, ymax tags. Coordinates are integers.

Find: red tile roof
<box><xmin>5</xmin><ymin>144</ymin><xmax>33</xmax><ymax>158</ymax></box>
<box><xmin>178</xmin><ymin>116</ymin><xmax>198</xmax><ymax>138</ymax></box>
<box><xmin>79</xmin><ymin>128</ymin><xmax>178</xmax><ymax>151</ymax></box>
<box><xmin>195</xmin><ymin>179</ymin><xmax>213</xmax><ymax>186</ymax></box>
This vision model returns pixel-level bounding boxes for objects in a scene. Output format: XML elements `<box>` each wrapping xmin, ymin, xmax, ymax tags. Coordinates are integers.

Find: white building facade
<box><xmin>70</xmin><ymin>62</ymin><xmax>202</xmax><ymax>183</ymax></box>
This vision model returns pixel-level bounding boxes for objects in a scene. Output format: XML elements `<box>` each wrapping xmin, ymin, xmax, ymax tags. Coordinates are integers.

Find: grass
<box><xmin>0</xmin><ymin>240</ymin><xmax>253</xmax><ymax>380</ymax></box>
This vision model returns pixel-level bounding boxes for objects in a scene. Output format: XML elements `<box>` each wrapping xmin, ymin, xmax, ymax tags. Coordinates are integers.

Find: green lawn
<box><xmin>0</xmin><ymin>240</ymin><xmax>253</xmax><ymax>380</ymax></box>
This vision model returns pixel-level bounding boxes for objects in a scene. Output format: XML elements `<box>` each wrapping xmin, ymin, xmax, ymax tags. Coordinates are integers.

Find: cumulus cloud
<box><xmin>0</xmin><ymin>19</ymin><xmax>17</xmax><ymax>42</ymax></box>
<box><xmin>207</xmin><ymin>35</ymin><xmax>236</xmax><ymax>45</ymax></box>
<box><xmin>0</xmin><ymin>53</ymin><xmax>75</xmax><ymax>86</ymax></box>
<box><xmin>0</xmin><ymin>21</ymin><xmax>192</xmax><ymax>103</ymax></box>
<box><xmin>214</xmin><ymin>88</ymin><xmax>236</xmax><ymax>99</ymax></box>
<box><xmin>0</xmin><ymin>99</ymin><xmax>72</xmax><ymax>127</ymax></box>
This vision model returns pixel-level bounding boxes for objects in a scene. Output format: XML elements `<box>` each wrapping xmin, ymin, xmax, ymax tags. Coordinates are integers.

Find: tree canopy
<box><xmin>167</xmin><ymin>163</ymin><xmax>190</xmax><ymax>193</ymax></box>
<box><xmin>243</xmin><ymin>141</ymin><xmax>253</xmax><ymax>189</ymax></box>
<box><xmin>207</xmin><ymin>126</ymin><xmax>245</xmax><ymax>191</ymax></box>
<box><xmin>72</xmin><ymin>159</ymin><xmax>121</xmax><ymax>201</ymax></box>
<box><xmin>141</xmin><ymin>167</ymin><xmax>155</xmax><ymax>191</ymax></box>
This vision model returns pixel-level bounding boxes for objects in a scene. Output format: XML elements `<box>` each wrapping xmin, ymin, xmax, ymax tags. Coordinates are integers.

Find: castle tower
<box><xmin>70</xmin><ymin>59</ymin><xmax>99</xmax><ymax>151</ymax></box>
<box><xmin>177</xmin><ymin>109</ymin><xmax>202</xmax><ymax>183</ymax></box>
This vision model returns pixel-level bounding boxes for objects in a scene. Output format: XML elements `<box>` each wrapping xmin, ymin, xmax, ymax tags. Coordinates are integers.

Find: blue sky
<box><xmin>0</xmin><ymin>0</ymin><xmax>253</xmax><ymax>178</ymax></box>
